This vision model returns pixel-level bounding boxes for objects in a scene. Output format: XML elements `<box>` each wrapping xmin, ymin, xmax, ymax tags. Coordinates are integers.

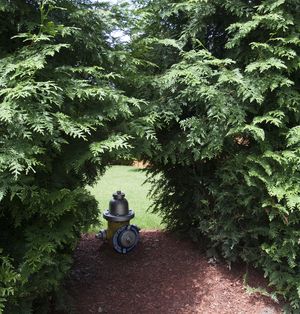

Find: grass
<box><xmin>88</xmin><ymin>165</ymin><xmax>164</xmax><ymax>232</ymax></box>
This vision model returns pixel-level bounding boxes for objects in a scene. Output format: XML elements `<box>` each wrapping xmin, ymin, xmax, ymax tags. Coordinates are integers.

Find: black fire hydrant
<box><xmin>96</xmin><ymin>191</ymin><xmax>140</xmax><ymax>254</ymax></box>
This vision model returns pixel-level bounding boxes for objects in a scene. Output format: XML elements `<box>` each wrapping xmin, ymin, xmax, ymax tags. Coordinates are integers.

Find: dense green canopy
<box><xmin>0</xmin><ymin>0</ymin><xmax>140</xmax><ymax>312</ymax></box>
<box><xmin>1</xmin><ymin>0</ymin><xmax>300</xmax><ymax>312</ymax></box>
<box><xmin>132</xmin><ymin>0</ymin><xmax>300</xmax><ymax>310</ymax></box>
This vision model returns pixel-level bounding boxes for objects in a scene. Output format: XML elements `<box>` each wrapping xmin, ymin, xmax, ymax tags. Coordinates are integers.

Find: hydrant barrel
<box><xmin>109</xmin><ymin>191</ymin><xmax>129</xmax><ymax>216</ymax></box>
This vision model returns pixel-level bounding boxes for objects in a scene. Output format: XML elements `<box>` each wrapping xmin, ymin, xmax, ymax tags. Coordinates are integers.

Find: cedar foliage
<box><xmin>0</xmin><ymin>0</ymin><xmax>139</xmax><ymax>312</ymax></box>
<box><xmin>1</xmin><ymin>0</ymin><xmax>300</xmax><ymax>311</ymax></box>
<box><xmin>133</xmin><ymin>0</ymin><xmax>300</xmax><ymax>309</ymax></box>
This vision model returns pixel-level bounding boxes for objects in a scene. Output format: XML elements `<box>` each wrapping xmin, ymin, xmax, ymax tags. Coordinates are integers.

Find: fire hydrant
<box><xmin>96</xmin><ymin>191</ymin><xmax>140</xmax><ymax>254</ymax></box>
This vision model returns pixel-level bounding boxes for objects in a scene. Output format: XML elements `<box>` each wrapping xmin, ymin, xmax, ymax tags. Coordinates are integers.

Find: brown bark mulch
<box><xmin>66</xmin><ymin>231</ymin><xmax>282</xmax><ymax>314</ymax></box>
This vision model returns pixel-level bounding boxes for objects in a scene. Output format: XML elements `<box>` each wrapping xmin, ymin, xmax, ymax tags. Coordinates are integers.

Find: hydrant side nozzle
<box><xmin>95</xmin><ymin>229</ymin><xmax>107</xmax><ymax>241</ymax></box>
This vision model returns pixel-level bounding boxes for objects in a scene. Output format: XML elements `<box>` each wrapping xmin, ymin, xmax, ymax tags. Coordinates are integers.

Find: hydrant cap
<box><xmin>109</xmin><ymin>190</ymin><xmax>129</xmax><ymax>216</ymax></box>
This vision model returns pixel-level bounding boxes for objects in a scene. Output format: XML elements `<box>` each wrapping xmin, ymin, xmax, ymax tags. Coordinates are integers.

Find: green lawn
<box><xmin>88</xmin><ymin>165</ymin><xmax>164</xmax><ymax>231</ymax></box>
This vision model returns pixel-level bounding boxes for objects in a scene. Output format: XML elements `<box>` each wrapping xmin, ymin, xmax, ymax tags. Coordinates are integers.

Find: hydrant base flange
<box><xmin>103</xmin><ymin>209</ymin><xmax>134</xmax><ymax>222</ymax></box>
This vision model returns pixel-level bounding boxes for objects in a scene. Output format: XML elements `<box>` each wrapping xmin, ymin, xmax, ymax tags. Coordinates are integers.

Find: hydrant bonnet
<box><xmin>103</xmin><ymin>191</ymin><xmax>134</xmax><ymax>222</ymax></box>
<box><xmin>109</xmin><ymin>191</ymin><xmax>129</xmax><ymax>216</ymax></box>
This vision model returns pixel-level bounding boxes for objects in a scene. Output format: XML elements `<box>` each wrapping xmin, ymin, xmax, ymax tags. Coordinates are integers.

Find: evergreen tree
<box><xmin>0</xmin><ymin>0</ymin><xmax>139</xmax><ymax>312</ymax></box>
<box><xmin>133</xmin><ymin>0</ymin><xmax>300</xmax><ymax>309</ymax></box>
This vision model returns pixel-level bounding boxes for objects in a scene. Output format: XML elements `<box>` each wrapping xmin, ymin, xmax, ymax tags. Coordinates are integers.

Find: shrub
<box><xmin>135</xmin><ymin>0</ymin><xmax>300</xmax><ymax>309</ymax></box>
<box><xmin>0</xmin><ymin>0</ymin><xmax>138</xmax><ymax>312</ymax></box>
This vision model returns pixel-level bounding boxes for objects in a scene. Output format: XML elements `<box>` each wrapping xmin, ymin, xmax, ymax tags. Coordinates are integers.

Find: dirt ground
<box><xmin>66</xmin><ymin>231</ymin><xmax>282</xmax><ymax>314</ymax></box>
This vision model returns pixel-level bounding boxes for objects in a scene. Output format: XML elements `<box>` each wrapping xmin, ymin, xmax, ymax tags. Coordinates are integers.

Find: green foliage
<box><xmin>133</xmin><ymin>0</ymin><xmax>300</xmax><ymax>310</ymax></box>
<box><xmin>0</xmin><ymin>0</ymin><xmax>140</xmax><ymax>312</ymax></box>
<box><xmin>1</xmin><ymin>0</ymin><xmax>300</xmax><ymax>311</ymax></box>
<box><xmin>0</xmin><ymin>252</ymin><xmax>19</xmax><ymax>314</ymax></box>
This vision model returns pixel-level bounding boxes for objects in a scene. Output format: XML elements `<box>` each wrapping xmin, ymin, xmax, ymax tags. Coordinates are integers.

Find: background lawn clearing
<box><xmin>88</xmin><ymin>165</ymin><xmax>164</xmax><ymax>231</ymax></box>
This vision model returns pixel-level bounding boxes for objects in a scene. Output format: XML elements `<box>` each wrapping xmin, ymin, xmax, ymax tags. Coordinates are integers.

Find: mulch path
<box><xmin>66</xmin><ymin>231</ymin><xmax>282</xmax><ymax>314</ymax></box>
